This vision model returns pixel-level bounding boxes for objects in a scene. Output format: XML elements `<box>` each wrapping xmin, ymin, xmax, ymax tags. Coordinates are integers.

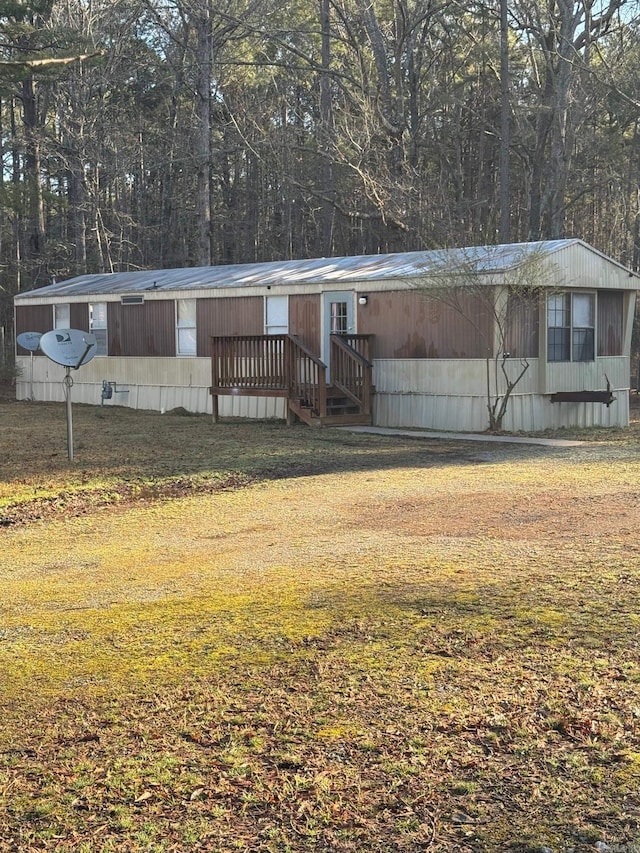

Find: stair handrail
<box><xmin>287</xmin><ymin>335</ymin><xmax>327</xmax><ymax>417</ymax></box>
<box><xmin>343</xmin><ymin>333</ymin><xmax>373</xmax><ymax>362</ymax></box>
<box><xmin>330</xmin><ymin>334</ymin><xmax>373</xmax><ymax>415</ymax></box>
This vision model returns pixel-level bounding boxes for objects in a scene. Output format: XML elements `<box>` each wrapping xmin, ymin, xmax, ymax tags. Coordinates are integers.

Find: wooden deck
<box><xmin>210</xmin><ymin>334</ymin><xmax>374</xmax><ymax>426</ymax></box>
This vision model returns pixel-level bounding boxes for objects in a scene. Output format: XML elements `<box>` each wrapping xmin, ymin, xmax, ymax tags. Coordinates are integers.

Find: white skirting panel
<box><xmin>494</xmin><ymin>390</ymin><xmax>627</xmax><ymax>431</ymax></box>
<box><xmin>372</xmin><ymin>390</ymin><xmax>629</xmax><ymax>432</ymax></box>
<box><xmin>15</xmin><ymin>377</ymin><xmax>287</xmax><ymax>420</ymax></box>
<box><xmin>15</xmin><ymin>355</ymin><xmax>629</xmax><ymax>430</ymax></box>
<box><xmin>373</xmin><ymin>392</ymin><xmax>488</xmax><ymax>432</ymax></box>
<box><xmin>15</xmin><ymin>353</ymin><xmax>288</xmax><ymax>420</ymax></box>
<box><xmin>372</xmin><ymin>358</ymin><xmax>630</xmax><ymax>431</ymax></box>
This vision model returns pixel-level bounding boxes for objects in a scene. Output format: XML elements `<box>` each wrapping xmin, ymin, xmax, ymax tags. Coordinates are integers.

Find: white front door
<box><xmin>322</xmin><ymin>291</ymin><xmax>355</xmax><ymax>378</ymax></box>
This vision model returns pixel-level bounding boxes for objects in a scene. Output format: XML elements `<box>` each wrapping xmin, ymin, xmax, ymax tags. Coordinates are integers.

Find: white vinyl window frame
<box><xmin>547</xmin><ymin>291</ymin><xmax>595</xmax><ymax>363</ymax></box>
<box><xmin>265</xmin><ymin>294</ymin><xmax>289</xmax><ymax>335</ymax></box>
<box><xmin>89</xmin><ymin>302</ymin><xmax>108</xmax><ymax>356</ymax></box>
<box><xmin>53</xmin><ymin>303</ymin><xmax>70</xmax><ymax>329</ymax></box>
<box><xmin>176</xmin><ymin>298</ymin><xmax>197</xmax><ymax>356</ymax></box>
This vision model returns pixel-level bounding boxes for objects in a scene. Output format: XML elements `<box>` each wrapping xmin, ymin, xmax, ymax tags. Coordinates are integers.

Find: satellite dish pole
<box><xmin>39</xmin><ymin>329</ymin><xmax>98</xmax><ymax>462</ymax></box>
<box><xmin>63</xmin><ymin>339</ymin><xmax>95</xmax><ymax>461</ymax></box>
<box><xmin>64</xmin><ymin>366</ymin><xmax>74</xmax><ymax>461</ymax></box>
<box><xmin>29</xmin><ymin>350</ymin><xmax>35</xmax><ymax>400</ymax></box>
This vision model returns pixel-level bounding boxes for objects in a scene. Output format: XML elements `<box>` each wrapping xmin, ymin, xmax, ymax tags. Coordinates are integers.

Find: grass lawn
<box><xmin>1</xmin><ymin>400</ymin><xmax>640</xmax><ymax>852</ymax></box>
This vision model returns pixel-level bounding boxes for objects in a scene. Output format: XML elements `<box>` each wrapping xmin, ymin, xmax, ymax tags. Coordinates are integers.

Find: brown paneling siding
<box><xmin>289</xmin><ymin>294</ymin><xmax>321</xmax><ymax>354</ymax></box>
<box><xmin>15</xmin><ymin>304</ymin><xmax>53</xmax><ymax>355</ymax></box>
<box><xmin>359</xmin><ymin>289</ymin><xmax>492</xmax><ymax>358</ymax></box>
<box><xmin>108</xmin><ymin>300</ymin><xmax>175</xmax><ymax>356</ymax></box>
<box><xmin>504</xmin><ymin>292</ymin><xmax>539</xmax><ymax>359</ymax></box>
<box><xmin>197</xmin><ymin>296</ymin><xmax>264</xmax><ymax>355</ymax></box>
<box><xmin>597</xmin><ymin>291</ymin><xmax>623</xmax><ymax>356</ymax></box>
<box><xmin>70</xmin><ymin>303</ymin><xmax>90</xmax><ymax>332</ymax></box>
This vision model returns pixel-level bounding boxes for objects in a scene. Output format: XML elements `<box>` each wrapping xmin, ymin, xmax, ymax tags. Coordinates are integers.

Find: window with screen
<box><xmin>571</xmin><ymin>293</ymin><xmax>595</xmax><ymax>362</ymax></box>
<box><xmin>176</xmin><ymin>299</ymin><xmax>197</xmax><ymax>355</ymax></box>
<box><xmin>265</xmin><ymin>295</ymin><xmax>288</xmax><ymax>335</ymax></box>
<box><xmin>547</xmin><ymin>292</ymin><xmax>595</xmax><ymax>363</ymax></box>
<box><xmin>53</xmin><ymin>303</ymin><xmax>70</xmax><ymax>330</ymax></box>
<box><xmin>89</xmin><ymin>302</ymin><xmax>108</xmax><ymax>355</ymax></box>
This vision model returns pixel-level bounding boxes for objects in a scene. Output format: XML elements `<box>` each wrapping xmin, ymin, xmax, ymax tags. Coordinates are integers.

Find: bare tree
<box><xmin>414</xmin><ymin>245</ymin><xmax>558</xmax><ymax>431</ymax></box>
<box><xmin>511</xmin><ymin>0</ymin><xmax>627</xmax><ymax>239</ymax></box>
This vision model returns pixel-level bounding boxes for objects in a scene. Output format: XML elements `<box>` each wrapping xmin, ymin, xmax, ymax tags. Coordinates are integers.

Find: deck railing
<box><xmin>211</xmin><ymin>334</ymin><xmax>288</xmax><ymax>392</ymax></box>
<box><xmin>210</xmin><ymin>333</ymin><xmax>372</xmax><ymax>423</ymax></box>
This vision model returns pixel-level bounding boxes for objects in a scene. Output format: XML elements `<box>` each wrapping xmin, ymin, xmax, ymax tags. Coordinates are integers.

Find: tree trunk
<box><xmin>499</xmin><ymin>0</ymin><xmax>510</xmax><ymax>243</ymax></box>
<box><xmin>195</xmin><ymin>10</ymin><xmax>213</xmax><ymax>267</ymax></box>
<box><xmin>22</xmin><ymin>74</ymin><xmax>46</xmax><ymax>275</ymax></box>
<box><xmin>318</xmin><ymin>0</ymin><xmax>334</xmax><ymax>255</ymax></box>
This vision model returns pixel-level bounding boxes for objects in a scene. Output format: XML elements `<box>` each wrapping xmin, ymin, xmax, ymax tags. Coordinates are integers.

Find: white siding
<box><xmin>372</xmin><ymin>356</ymin><xmax>631</xmax><ymax>431</ymax></box>
<box><xmin>374</xmin><ymin>358</ymin><xmax>541</xmax><ymax>395</ymax></box>
<box><xmin>540</xmin><ymin>244</ymin><xmax>638</xmax><ymax>292</ymax></box>
<box><xmin>16</xmin><ymin>352</ymin><xmax>631</xmax><ymax>430</ymax></box>
<box><xmin>543</xmin><ymin>357</ymin><xmax>628</xmax><ymax>394</ymax></box>
<box><xmin>14</xmin><ymin>355</ymin><xmax>286</xmax><ymax>419</ymax></box>
<box><xmin>372</xmin><ymin>387</ymin><xmax>628</xmax><ymax>431</ymax></box>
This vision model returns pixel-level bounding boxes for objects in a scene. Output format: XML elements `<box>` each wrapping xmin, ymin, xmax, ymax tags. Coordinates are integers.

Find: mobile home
<box><xmin>14</xmin><ymin>239</ymin><xmax>638</xmax><ymax>432</ymax></box>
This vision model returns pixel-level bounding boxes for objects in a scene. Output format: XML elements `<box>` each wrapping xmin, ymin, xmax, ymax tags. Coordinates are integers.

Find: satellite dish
<box><xmin>40</xmin><ymin>329</ymin><xmax>97</xmax><ymax>369</ymax></box>
<box><xmin>17</xmin><ymin>331</ymin><xmax>42</xmax><ymax>352</ymax></box>
<box><xmin>17</xmin><ymin>331</ymin><xmax>43</xmax><ymax>402</ymax></box>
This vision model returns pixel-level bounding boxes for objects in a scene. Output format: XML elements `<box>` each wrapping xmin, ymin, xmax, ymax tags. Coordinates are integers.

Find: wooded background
<box><xmin>2</xmin><ymin>0</ymin><xmax>640</xmax><ymax>355</ymax></box>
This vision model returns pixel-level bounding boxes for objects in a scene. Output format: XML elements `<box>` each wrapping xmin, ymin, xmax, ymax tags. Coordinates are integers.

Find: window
<box><xmin>572</xmin><ymin>293</ymin><xmax>595</xmax><ymax>361</ymax></box>
<box><xmin>176</xmin><ymin>299</ymin><xmax>197</xmax><ymax>355</ymax></box>
<box><xmin>547</xmin><ymin>292</ymin><xmax>594</xmax><ymax>362</ymax></box>
<box><xmin>330</xmin><ymin>301</ymin><xmax>348</xmax><ymax>334</ymax></box>
<box><xmin>89</xmin><ymin>302</ymin><xmax>108</xmax><ymax>355</ymax></box>
<box><xmin>53</xmin><ymin>303</ymin><xmax>70</xmax><ymax>329</ymax></box>
<box><xmin>265</xmin><ymin>295</ymin><xmax>288</xmax><ymax>335</ymax></box>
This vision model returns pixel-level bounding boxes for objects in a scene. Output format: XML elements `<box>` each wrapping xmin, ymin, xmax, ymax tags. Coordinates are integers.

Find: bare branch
<box><xmin>0</xmin><ymin>51</ymin><xmax>104</xmax><ymax>70</ymax></box>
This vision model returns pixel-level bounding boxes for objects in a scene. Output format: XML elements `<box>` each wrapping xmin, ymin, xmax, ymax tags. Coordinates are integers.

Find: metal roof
<box><xmin>13</xmin><ymin>239</ymin><xmax>611</xmax><ymax>299</ymax></box>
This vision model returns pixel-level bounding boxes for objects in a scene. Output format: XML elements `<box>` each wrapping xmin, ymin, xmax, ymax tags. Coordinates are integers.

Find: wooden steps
<box><xmin>289</xmin><ymin>386</ymin><xmax>372</xmax><ymax>427</ymax></box>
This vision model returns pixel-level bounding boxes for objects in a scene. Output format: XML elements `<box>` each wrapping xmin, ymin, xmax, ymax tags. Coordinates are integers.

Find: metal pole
<box><xmin>64</xmin><ymin>366</ymin><xmax>74</xmax><ymax>462</ymax></box>
<box><xmin>29</xmin><ymin>352</ymin><xmax>34</xmax><ymax>400</ymax></box>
